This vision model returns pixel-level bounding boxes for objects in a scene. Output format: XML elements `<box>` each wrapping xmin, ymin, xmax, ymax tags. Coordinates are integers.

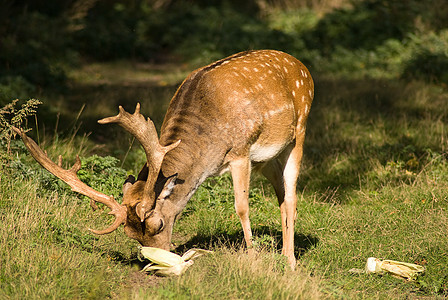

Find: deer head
<box><xmin>12</xmin><ymin>103</ymin><xmax>180</xmax><ymax>248</ymax></box>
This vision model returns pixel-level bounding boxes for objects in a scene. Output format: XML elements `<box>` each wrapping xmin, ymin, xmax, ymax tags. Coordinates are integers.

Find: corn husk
<box><xmin>143</xmin><ymin>260</ymin><xmax>195</xmax><ymax>277</ymax></box>
<box><xmin>365</xmin><ymin>257</ymin><xmax>425</xmax><ymax>281</ymax></box>
<box><xmin>140</xmin><ymin>247</ymin><xmax>212</xmax><ymax>277</ymax></box>
<box><xmin>181</xmin><ymin>248</ymin><xmax>213</xmax><ymax>261</ymax></box>
<box><xmin>140</xmin><ymin>247</ymin><xmax>184</xmax><ymax>267</ymax></box>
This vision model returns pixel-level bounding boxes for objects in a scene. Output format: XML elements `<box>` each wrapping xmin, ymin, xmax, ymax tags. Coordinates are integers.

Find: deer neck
<box><xmin>158</xmin><ymin>136</ymin><xmax>227</xmax><ymax>212</ymax></box>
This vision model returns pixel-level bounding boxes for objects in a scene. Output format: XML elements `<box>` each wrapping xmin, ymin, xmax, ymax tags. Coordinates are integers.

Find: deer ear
<box><xmin>122</xmin><ymin>175</ymin><xmax>136</xmax><ymax>195</ymax></box>
<box><xmin>158</xmin><ymin>174</ymin><xmax>178</xmax><ymax>200</ymax></box>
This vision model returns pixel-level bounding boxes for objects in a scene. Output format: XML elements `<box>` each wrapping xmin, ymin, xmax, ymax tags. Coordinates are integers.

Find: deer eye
<box><xmin>157</xmin><ymin>219</ymin><xmax>165</xmax><ymax>233</ymax></box>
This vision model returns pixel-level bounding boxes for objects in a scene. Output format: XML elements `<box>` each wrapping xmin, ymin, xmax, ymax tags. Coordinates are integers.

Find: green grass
<box><xmin>0</xmin><ymin>175</ymin><xmax>130</xmax><ymax>299</ymax></box>
<box><xmin>1</xmin><ymin>60</ymin><xmax>448</xmax><ymax>299</ymax></box>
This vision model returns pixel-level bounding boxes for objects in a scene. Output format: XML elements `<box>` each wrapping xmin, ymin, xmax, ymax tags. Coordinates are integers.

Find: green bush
<box><xmin>2</xmin><ymin>1</ymin><xmax>448</xmax><ymax>90</ymax></box>
<box><xmin>0</xmin><ymin>77</ymin><xmax>36</xmax><ymax>106</ymax></box>
<box><xmin>134</xmin><ymin>2</ymin><xmax>294</xmax><ymax>64</ymax></box>
<box><xmin>0</xmin><ymin>10</ymin><xmax>72</xmax><ymax>89</ymax></box>
<box><xmin>4</xmin><ymin>144</ymin><xmax>128</xmax><ymax>201</ymax></box>
<box><xmin>401</xmin><ymin>30</ymin><xmax>448</xmax><ymax>83</ymax></box>
<box><xmin>77</xmin><ymin>154</ymin><xmax>128</xmax><ymax>200</ymax></box>
<box><xmin>73</xmin><ymin>1</ymin><xmax>145</xmax><ymax>60</ymax></box>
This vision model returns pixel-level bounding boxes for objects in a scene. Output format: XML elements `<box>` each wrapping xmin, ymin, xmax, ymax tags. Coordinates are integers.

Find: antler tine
<box><xmin>70</xmin><ymin>155</ymin><xmax>82</xmax><ymax>173</ymax></box>
<box><xmin>98</xmin><ymin>103</ymin><xmax>141</xmax><ymax>125</ymax></box>
<box><xmin>98</xmin><ymin>103</ymin><xmax>181</xmax><ymax>178</ymax></box>
<box><xmin>162</xmin><ymin>139</ymin><xmax>182</xmax><ymax>154</ymax></box>
<box><xmin>88</xmin><ymin>205</ymin><xmax>126</xmax><ymax>234</ymax></box>
<box><xmin>11</xmin><ymin>126</ymin><xmax>127</xmax><ymax>234</ymax></box>
<box><xmin>98</xmin><ymin>104</ymin><xmax>181</xmax><ymax>218</ymax></box>
<box><xmin>99</xmin><ymin>103</ymin><xmax>160</xmax><ymax>169</ymax></box>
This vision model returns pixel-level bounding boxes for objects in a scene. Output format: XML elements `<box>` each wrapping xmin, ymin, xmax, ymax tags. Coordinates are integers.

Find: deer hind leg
<box><xmin>261</xmin><ymin>159</ymin><xmax>285</xmax><ymax>204</ymax></box>
<box><xmin>282</xmin><ymin>133</ymin><xmax>305</xmax><ymax>269</ymax></box>
<box><xmin>262</xmin><ymin>139</ymin><xmax>304</xmax><ymax>270</ymax></box>
<box><xmin>230</xmin><ymin>157</ymin><xmax>253</xmax><ymax>252</ymax></box>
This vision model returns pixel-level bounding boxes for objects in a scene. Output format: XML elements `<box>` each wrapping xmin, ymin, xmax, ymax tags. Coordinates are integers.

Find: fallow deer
<box><xmin>13</xmin><ymin>50</ymin><xmax>314</xmax><ymax>269</ymax></box>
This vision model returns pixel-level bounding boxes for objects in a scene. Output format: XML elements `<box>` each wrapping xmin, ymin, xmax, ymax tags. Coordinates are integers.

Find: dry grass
<box><xmin>132</xmin><ymin>248</ymin><xmax>323</xmax><ymax>300</ymax></box>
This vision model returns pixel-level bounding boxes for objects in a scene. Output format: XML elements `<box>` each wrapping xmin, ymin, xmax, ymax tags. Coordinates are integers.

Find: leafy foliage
<box><xmin>2</xmin><ymin>0</ymin><xmax>448</xmax><ymax>84</ymax></box>
<box><xmin>0</xmin><ymin>76</ymin><xmax>36</xmax><ymax>106</ymax></box>
<box><xmin>0</xmin><ymin>99</ymin><xmax>42</xmax><ymax>131</ymax></box>
<box><xmin>77</xmin><ymin>154</ymin><xmax>128</xmax><ymax>200</ymax></box>
<box><xmin>7</xmin><ymin>150</ymin><xmax>128</xmax><ymax>201</ymax></box>
<box><xmin>0</xmin><ymin>99</ymin><xmax>42</xmax><ymax>168</ymax></box>
<box><xmin>0</xmin><ymin>99</ymin><xmax>127</xmax><ymax>202</ymax></box>
<box><xmin>402</xmin><ymin>30</ymin><xmax>448</xmax><ymax>83</ymax></box>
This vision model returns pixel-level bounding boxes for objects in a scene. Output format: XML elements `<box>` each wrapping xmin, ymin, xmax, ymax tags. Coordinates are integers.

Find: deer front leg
<box><xmin>230</xmin><ymin>157</ymin><xmax>253</xmax><ymax>252</ymax></box>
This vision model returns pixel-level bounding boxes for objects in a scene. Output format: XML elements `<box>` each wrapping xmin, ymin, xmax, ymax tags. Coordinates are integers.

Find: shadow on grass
<box><xmin>175</xmin><ymin>226</ymin><xmax>319</xmax><ymax>259</ymax></box>
<box><xmin>301</xmin><ymin>76</ymin><xmax>448</xmax><ymax>202</ymax></box>
<box><xmin>254</xmin><ymin>226</ymin><xmax>319</xmax><ymax>258</ymax></box>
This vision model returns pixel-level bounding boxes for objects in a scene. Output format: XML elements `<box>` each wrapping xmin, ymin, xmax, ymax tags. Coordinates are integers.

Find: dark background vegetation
<box><xmin>2</xmin><ymin>0</ymin><xmax>448</xmax><ymax>186</ymax></box>
<box><xmin>1</xmin><ymin>0</ymin><xmax>448</xmax><ymax>98</ymax></box>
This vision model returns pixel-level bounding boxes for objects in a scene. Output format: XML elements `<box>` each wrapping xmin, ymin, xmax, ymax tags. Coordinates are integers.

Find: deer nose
<box><xmin>146</xmin><ymin>215</ymin><xmax>165</xmax><ymax>235</ymax></box>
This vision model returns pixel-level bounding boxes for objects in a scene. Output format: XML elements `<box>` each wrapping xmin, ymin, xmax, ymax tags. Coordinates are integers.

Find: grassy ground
<box><xmin>1</xmin><ymin>60</ymin><xmax>448</xmax><ymax>299</ymax></box>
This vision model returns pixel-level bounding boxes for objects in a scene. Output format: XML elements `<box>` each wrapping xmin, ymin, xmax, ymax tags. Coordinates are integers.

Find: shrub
<box><xmin>0</xmin><ymin>10</ymin><xmax>72</xmax><ymax>89</ymax></box>
<box><xmin>0</xmin><ymin>77</ymin><xmax>36</xmax><ymax>107</ymax></box>
<box><xmin>401</xmin><ymin>30</ymin><xmax>448</xmax><ymax>83</ymax></box>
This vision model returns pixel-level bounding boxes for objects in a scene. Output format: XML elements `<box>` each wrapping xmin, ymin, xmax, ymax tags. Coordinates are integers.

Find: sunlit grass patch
<box><xmin>68</xmin><ymin>60</ymin><xmax>190</xmax><ymax>87</ymax></box>
<box><xmin>149</xmin><ymin>248</ymin><xmax>323</xmax><ymax>300</ymax></box>
<box><xmin>0</xmin><ymin>175</ymin><xmax>136</xmax><ymax>299</ymax></box>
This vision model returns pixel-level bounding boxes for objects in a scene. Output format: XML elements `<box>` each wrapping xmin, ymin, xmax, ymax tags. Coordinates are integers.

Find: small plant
<box><xmin>0</xmin><ymin>76</ymin><xmax>36</xmax><ymax>106</ymax></box>
<box><xmin>35</xmin><ymin>154</ymin><xmax>128</xmax><ymax>199</ymax></box>
<box><xmin>0</xmin><ymin>99</ymin><xmax>42</xmax><ymax>131</ymax></box>
<box><xmin>76</xmin><ymin>154</ymin><xmax>128</xmax><ymax>200</ymax></box>
<box><xmin>253</xmin><ymin>234</ymin><xmax>277</xmax><ymax>252</ymax></box>
<box><xmin>0</xmin><ymin>99</ymin><xmax>42</xmax><ymax>168</ymax></box>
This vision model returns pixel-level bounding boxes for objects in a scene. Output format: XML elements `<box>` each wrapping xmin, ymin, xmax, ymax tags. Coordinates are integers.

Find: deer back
<box><xmin>159</xmin><ymin>50</ymin><xmax>314</xmax><ymax>180</ymax></box>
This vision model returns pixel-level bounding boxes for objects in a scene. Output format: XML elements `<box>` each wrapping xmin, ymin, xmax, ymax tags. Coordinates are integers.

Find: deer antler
<box><xmin>98</xmin><ymin>103</ymin><xmax>180</xmax><ymax>217</ymax></box>
<box><xmin>11</xmin><ymin>126</ymin><xmax>127</xmax><ymax>235</ymax></box>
